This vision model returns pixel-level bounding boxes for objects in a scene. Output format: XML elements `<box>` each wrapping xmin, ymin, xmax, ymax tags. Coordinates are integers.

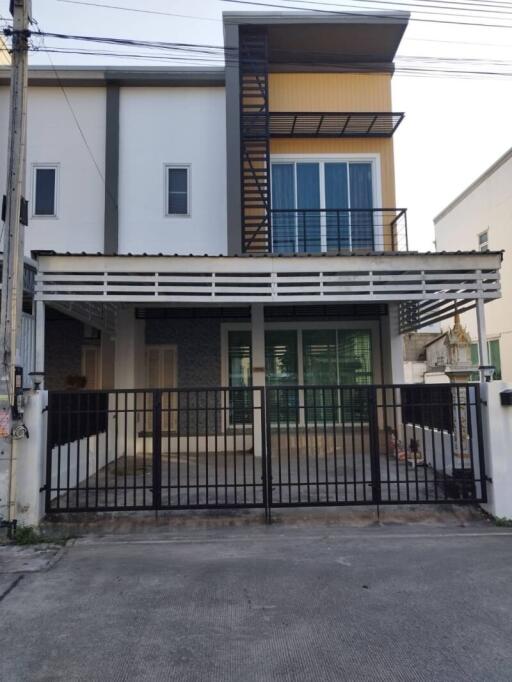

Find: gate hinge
<box><xmin>485</xmin><ymin>476</ymin><xmax>493</xmax><ymax>484</ymax></box>
<box><xmin>42</xmin><ymin>406</ymin><xmax>48</xmax><ymax>414</ymax></box>
<box><xmin>39</xmin><ymin>484</ymin><xmax>47</xmax><ymax>492</ymax></box>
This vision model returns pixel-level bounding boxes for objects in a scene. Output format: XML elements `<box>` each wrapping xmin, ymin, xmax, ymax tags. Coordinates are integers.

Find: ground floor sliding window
<box><xmin>226</xmin><ymin>328</ymin><xmax>373</xmax><ymax>423</ymax></box>
<box><xmin>271</xmin><ymin>159</ymin><xmax>375</xmax><ymax>253</ymax></box>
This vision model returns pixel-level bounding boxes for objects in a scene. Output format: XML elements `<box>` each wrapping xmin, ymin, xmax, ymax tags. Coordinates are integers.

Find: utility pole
<box><xmin>0</xmin><ymin>0</ymin><xmax>31</xmax><ymax>529</ymax></box>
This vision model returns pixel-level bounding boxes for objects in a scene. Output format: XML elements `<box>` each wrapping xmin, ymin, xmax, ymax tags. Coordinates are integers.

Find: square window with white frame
<box><xmin>33</xmin><ymin>165</ymin><xmax>58</xmax><ymax>217</ymax></box>
<box><xmin>166</xmin><ymin>165</ymin><xmax>190</xmax><ymax>216</ymax></box>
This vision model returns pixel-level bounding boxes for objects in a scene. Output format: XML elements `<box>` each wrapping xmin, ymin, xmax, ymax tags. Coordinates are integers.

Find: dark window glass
<box><xmin>228</xmin><ymin>330</ymin><xmax>252</xmax><ymax>425</ymax></box>
<box><xmin>489</xmin><ymin>339</ymin><xmax>502</xmax><ymax>380</ymax></box>
<box><xmin>167</xmin><ymin>167</ymin><xmax>188</xmax><ymax>215</ymax></box>
<box><xmin>35</xmin><ymin>167</ymin><xmax>56</xmax><ymax>216</ymax></box>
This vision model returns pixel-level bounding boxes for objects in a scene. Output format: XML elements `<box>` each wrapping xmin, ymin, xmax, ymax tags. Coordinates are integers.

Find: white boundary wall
<box><xmin>481</xmin><ymin>381</ymin><xmax>512</xmax><ymax>520</ymax></box>
<box><xmin>14</xmin><ymin>390</ymin><xmax>47</xmax><ymax>526</ymax></box>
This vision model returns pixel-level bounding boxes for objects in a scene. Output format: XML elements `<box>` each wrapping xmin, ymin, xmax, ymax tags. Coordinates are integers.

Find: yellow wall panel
<box><xmin>269</xmin><ymin>73</ymin><xmax>392</xmax><ymax>112</ymax></box>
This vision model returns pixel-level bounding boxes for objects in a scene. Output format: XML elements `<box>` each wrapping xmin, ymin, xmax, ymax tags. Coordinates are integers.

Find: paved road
<box><xmin>1</xmin><ymin>525</ymin><xmax>512</xmax><ymax>681</ymax></box>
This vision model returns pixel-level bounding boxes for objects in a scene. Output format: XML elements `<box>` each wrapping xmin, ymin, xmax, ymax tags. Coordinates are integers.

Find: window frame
<box><xmin>470</xmin><ymin>337</ymin><xmax>502</xmax><ymax>380</ymax></box>
<box><xmin>221</xmin><ymin>321</ymin><xmax>380</xmax><ymax>380</ymax></box>
<box><xmin>164</xmin><ymin>164</ymin><xmax>191</xmax><ymax>218</ymax></box>
<box><xmin>478</xmin><ymin>230</ymin><xmax>489</xmax><ymax>252</ymax></box>
<box><xmin>32</xmin><ymin>163</ymin><xmax>59</xmax><ymax>218</ymax></box>
<box><xmin>221</xmin><ymin>321</ymin><xmax>380</xmax><ymax>426</ymax></box>
<box><xmin>270</xmin><ymin>154</ymin><xmax>382</xmax><ymax>253</ymax></box>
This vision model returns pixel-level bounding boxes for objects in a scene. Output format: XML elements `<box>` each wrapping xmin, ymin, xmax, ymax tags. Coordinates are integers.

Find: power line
<box><xmin>243</xmin><ymin>0</ymin><xmax>512</xmax><ymax>19</ymax></box>
<box><xmin>57</xmin><ymin>0</ymin><xmax>512</xmax><ymax>21</ymax></box>
<box><xmin>222</xmin><ymin>0</ymin><xmax>512</xmax><ymax>28</ymax></box>
<box><xmin>27</xmin><ymin>27</ymin><xmax>512</xmax><ymax>70</ymax></box>
<box><xmin>29</xmin><ymin>43</ymin><xmax>512</xmax><ymax>78</ymax></box>
<box><xmin>29</xmin><ymin>20</ymin><xmax>118</xmax><ymax>211</ymax></box>
<box><xmin>20</xmin><ymin>1</ymin><xmax>512</xmax><ymax>50</ymax></box>
<box><xmin>56</xmin><ymin>0</ymin><xmax>222</xmax><ymax>23</ymax></box>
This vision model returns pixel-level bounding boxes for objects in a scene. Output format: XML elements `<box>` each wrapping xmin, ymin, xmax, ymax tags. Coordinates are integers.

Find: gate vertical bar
<box><xmin>369</xmin><ymin>386</ymin><xmax>382</xmax><ymax>504</ymax></box>
<box><xmin>152</xmin><ymin>389</ymin><xmax>162</xmax><ymax>510</ymax></box>
<box><xmin>262</xmin><ymin>386</ymin><xmax>271</xmax><ymax>523</ymax></box>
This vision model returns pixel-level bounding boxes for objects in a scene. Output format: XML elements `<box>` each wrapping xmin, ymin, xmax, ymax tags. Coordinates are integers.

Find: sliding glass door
<box><xmin>302</xmin><ymin>329</ymin><xmax>372</xmax><ymax>422</ymax></box>
<box><xmin>228</xmin><ymin>330</ymin><xmax>252</xmax><ymax>424</ymax></box>
<box><xmin>227</xmin><ymin>327</ymin><xmax>373</xmax><ymax>424</ymax></box>
<box><xmin>265</xmin><ymin>330</ymin><xmax>299</xmax><ymax>422</ymax></box>
<box><xmin>271</xmin><ymin>160</ymin><xmax>375</xmax><ymax>253</ymax></box>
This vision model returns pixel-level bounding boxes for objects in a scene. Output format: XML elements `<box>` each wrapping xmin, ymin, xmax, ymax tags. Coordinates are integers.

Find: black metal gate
<box><xmin>45</xmin><ymin>384</ymin><xmax>486</xmax><ymax>515</ymax></box>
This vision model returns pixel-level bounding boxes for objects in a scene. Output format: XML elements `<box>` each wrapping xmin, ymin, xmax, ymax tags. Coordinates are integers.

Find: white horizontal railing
<box><xmin>35</xmin><ymin>262</ymin><xmax>500</xmax><ymax>303</ymax></box>
<box><xmin>33</xmin><ymin>253</ymin><xmax>502</xmax><ymax>331</ymax></box>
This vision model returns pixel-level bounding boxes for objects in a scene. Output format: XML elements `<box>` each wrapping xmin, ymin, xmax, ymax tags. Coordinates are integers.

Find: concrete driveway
<box><xmin>1</xmin><ymin>524</ymin><xmax>512</xmax><ymax>681</ymax></box>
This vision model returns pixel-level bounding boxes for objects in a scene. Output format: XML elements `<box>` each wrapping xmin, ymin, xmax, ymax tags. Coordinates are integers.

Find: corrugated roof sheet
<box><xmin>32</xmin><ymin>250</ymin><xmax>504</xmax><ymax>259</ymax></box>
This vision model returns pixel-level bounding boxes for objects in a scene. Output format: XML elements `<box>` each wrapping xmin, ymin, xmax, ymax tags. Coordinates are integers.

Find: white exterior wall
<box><xmin>404</xmin><ymin>361</ymin><xmax>426</xmax><ymax>384</ymax></box>
<box><xmin>118</xmin><ymin>87</ymin><xmax>227</xmax><ymax>255</ymax></box>
<box><xmin>0</xmin><ymin>86</ymin><xmax>106</xmax><ymax>254</ymax></box>
<box><xmin>435</xmin><ymin>155</ymin><xmax>512</xmax><ymax>380</ymax></box>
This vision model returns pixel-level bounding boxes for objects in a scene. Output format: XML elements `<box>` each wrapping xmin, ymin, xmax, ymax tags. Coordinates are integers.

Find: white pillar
<box><xmin>382</xmin><ymin>303</ymin><xmax>405</xmax><ymax>384</ymax></box>
<box><xmin>114</xmin><ymin>308</ymin><xmax>145</xmax><ymax>457</ymax></box>
<box><xmin>251</xmin><ymin>304</ymin><xmax>265</xmax><ymax>457</ymax></box>
<box><xmin>251</xmin><ymin>304</ymin><xmax>265</xmax><ymax>388</ymax></box>
<box><xmin>114</xmin><ymin>307</ymin><xmax>145</xmax><ymax>389</ymax></box>
<box><xmin>476</xmin><ymin>298</ymin><xmax>490</xmax><ymax>382</ymax></box>
<box><xmin>34</xmin><ymin>300</ymin><xmax>45</xmax><ymax>388</ymax></box>
<box><xmin>14</xmin><ymin>389</ymin><xmax>48</xmax><ymax>526</ymax></box>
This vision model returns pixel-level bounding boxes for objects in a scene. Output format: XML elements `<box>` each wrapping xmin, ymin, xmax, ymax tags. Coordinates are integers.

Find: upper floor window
<box><xmin>166</xmin><ymin>165</ymin><xmax>190</xmax><ymax>217</ymax></box>
<box><xmin>33</xmin><ymin>165</ymin><xmax>58</xmax><ymax>217</ymax></box>
<box><xmin>478</xmin><ymin>230</ymin><xmax>489</xmax><ymax>252</ymax></box>
<box><xmin>270</xmin><ymin>159</ymin><xmax>375</xmax><ymax>253</ymax></box>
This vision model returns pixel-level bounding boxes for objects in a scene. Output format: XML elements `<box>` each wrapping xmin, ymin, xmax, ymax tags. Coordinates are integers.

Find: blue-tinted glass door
<box><xmin>265</xmin><ymin>330</ymin><xmax>299</xmax><ymax>422</ymax></box>
<box><xmin>296</xmin><ymin>163</ymin><xmax>321</xmax><ymax>252</ymax></box>
<box><xmin>271</xmin><ymin>164</ymin><xmax>296</xmax><ymax>253</ymax></box>
<box><xmin>349</xmin><ymin>163</ymin><xmax>374</xmax><ymax>249</ymax></box>
<box><xmin>325</xmin><ymin>163</ymin><xmax>349</xmax><ymax>251</ymax></box>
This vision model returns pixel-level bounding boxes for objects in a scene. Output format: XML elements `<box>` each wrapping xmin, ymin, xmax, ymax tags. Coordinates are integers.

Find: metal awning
<box><xmin>242</xmin><ymin>112</ymin><xmax>404</xmax><ymax>138</ymax></box>
<box><xmin>33</xmin><ymin>252</ymin><xmax>502</xmax><ymax>332</ymax></box>
<box><xmin>268</xmin><ymin>112</ymin><xmax>404</xmax><ymax>138</ymax></box>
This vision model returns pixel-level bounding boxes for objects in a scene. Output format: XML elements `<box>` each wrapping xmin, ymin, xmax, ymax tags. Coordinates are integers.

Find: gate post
<box><xmin>45</xmin><ymin>392</ymin><xmax>53</xmax><ymax>514</ymax></box>
<box><xmin>369</xmin><ymin>386</ymin><xmax>382</xmax><ymax>504</ymax></box>
<box><xmin>152</xmin><ymin>390</ymin><xmax>162</xmax><ymax>510</ymax></box>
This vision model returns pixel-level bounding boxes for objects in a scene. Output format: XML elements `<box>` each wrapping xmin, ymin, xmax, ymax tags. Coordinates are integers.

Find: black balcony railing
<box><xmin>269</xmin><ymin>208</ymin><xmax>408</xmax><ymax>254</ymax></box>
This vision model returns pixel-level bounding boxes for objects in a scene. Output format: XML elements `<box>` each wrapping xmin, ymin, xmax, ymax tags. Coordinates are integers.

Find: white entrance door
<box><xmin>145</xmin><ymin>345</ymin><xmax>178</xmax><ymax>432</ymax></box>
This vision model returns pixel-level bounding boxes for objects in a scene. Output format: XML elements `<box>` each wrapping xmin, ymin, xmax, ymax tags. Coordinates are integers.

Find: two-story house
<box><xmin>0</xmin><ymin>12</ymin><xmax>502</xmax><ymax>518</ymax></box>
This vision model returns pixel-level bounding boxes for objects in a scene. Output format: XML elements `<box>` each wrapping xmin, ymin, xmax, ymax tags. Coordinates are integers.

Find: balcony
<box><xmin>245</xmin><ymin>208</ymin><xmax>408</xmax><ymax>253</ymax></box>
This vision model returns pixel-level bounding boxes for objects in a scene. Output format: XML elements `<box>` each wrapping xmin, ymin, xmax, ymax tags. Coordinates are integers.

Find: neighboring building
<box><xmin>403</xmin><ymin>332</ymin><xmax>440</xmax><ymax>383</ymax></box>
<box><xmin>435</xmin><ymin>148</ymin><xmax>511</xmax><ymax>380</ymax></box>
<box><xmin>0</xmin><ymin>12</ymin><xmax>503</xmax><ymax>519</ymax></box>
<box><xmin>0</xmin><ymin>37</ymin><xmax>10</xmax><ymax>65</ymax></box>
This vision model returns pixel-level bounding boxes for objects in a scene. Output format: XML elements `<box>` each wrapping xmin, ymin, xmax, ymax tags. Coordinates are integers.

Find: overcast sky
<box><xmin>5</xmin><ymin>0</ymin><xmax>512</xmax><ymax>251</ymax></box>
